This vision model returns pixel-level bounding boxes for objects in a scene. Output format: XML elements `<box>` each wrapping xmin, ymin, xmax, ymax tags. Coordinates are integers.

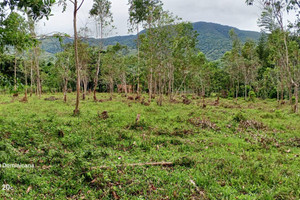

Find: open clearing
<box><xmin>0</xmin><ymin>93</ymin><xmax>299</xmax><ymax>199</ymax></box>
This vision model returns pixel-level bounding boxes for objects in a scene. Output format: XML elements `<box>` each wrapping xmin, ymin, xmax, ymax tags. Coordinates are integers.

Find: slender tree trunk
<box><xmin>64</xmin><ymin>79</ymin><xmax>68</xmax><ymax>102</ymax></box>
<box><xmin>280</xmin><ymin>80</ymin><xmax>284</xmax><ymax>102</ymax></box>
<box><xmin>73</xmin><ymin>0</ymin><xmax>81</xmax><ymax>115</ymax></box>
<box><xmin>14</xmin><ymin>55</ymin><xmax>17</xmax><ymax>91</ymax></box>
<box><xmin>168</xmin><ymin>63</ymin><xmax>172</xmax><ymax>99</ymax></box>
<box><xmin>171</xmin><ymin>67</ymin><xmax>174</xmax><ymax>99</ymax></box>
<box><xmin>244</xmin><ymin>75</ymin><xmax>247</xmax><ymax>100</ymax></box>
<box><xmin>34</xmin><ymin>47</ymin><xmax>42</xmax><ymax>98</ymax></box>
<box><xmin>24</xmin><ymin>61</ymin><xmax>28</xmax><ymax>100</ymax></box>
<box><xmin>136</xmin><ymin>25</ymin><xmax>140</xmax><ymax>96</ymax></box>
<box><xmin>122</xmin><ymin>72</ymin><xmax>128</xmax><ymax>97</ymax></box>
<box><xmin>158</xmin><ymin>71</ymin><xmax>163</xmax><ymax>106</ymax></box>
<box><xmin>93</xmin><ymin>52</ymin><xmax>101</xmax><ymax>101</ymax></box>
<box><xmin>154</xmin><ymin>76</ymin><xmax>157</xmax><ymax>97</ymax></box>
<box><xmin>295</xmin><ymin>84</ymin><xmax>299</xmax><ymax>113</ymax></box>
<box><xmin>236</xmin><ymin>80</ymin><xmax>239</xmax><ymax>103</ymax></box>
<box><xmin>283</xmin><ymin>33</ymin><xmax>290</xmax><ymax>105</ymax></box>
<box><xmin>109</xmin><ymin>75</ymin><xmax>113</xmax><ymax>100</ymax></box>
<box><xmin>94</xmin><ymin>23</ymin><xmax>103</xmax><ymax>101</ymax></box>
<box><xmin>149</xmin><ymin>68</ymin><xmax>153</xmax><ymax>102</ymax></box>
<box><xmin>30</xmin><ymin>58</ymin><xmax>33</xmax><ymax>97</ymax></box>
<box><xmin>82</xmin><ymin>77</ymin><xmax>87</xmax><ymax>100</ymax></box>
<box><xmin>288</xmin><ymin>82</ymin><xmax>292</xmax><ymax>105</ymax></box>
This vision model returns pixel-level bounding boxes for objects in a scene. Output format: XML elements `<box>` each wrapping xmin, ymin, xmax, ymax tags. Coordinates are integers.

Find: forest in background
<box><xmin>39</xmin><ymin>21</ymin><xmax>261</xmax><ymax>61</ymax></box>
<box><xmin>0</xmin><ymin>0</ymin><xmax>300</xmax><ymax>113</ymax></box>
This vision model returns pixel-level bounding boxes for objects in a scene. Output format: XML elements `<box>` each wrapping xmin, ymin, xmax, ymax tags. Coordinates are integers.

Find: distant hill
<box><xmin>193</xmin><ymin>22</ymin><xmax>260</xmax><ymax>60</ymax></box>
<box><xmin>40</xmin><ymin>21</ymin><xmax>261</xmax><ymax>60</ymax></box>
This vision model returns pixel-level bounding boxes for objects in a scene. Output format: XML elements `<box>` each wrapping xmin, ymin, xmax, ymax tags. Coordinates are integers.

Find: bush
<box><xmin>233</xmin><ymin>112</ymin><xmax>247</xmax><ymax>122</ymax></box>
<box><xmin>249</xmin><ymin>91</ymin><xmax>256</xmax><ymax>102</ymax></box>
<box><xmin>275</xmin><ymin>110</ymin><xmax>284</xmax><ymax>118</ymax></box>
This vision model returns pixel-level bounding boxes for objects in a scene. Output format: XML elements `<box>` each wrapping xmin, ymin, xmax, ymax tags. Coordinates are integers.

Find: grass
<box><xmin>0</xmin><ymin>93</ymin><xmax>299</xmax><ymax>199</ymax></box>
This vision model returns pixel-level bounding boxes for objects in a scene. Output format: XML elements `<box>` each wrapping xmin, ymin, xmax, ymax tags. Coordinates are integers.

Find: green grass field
<box><xmin>0</xmin><ymin>93</ymin><xmax>299</xmax><ymax>199</ymax></box>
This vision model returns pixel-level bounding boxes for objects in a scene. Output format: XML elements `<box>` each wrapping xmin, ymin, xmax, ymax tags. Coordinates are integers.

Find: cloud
<box><xmin>38</xmin><ymin>0</ymin><xmax>263</xmax><ymax>38</ymax></box>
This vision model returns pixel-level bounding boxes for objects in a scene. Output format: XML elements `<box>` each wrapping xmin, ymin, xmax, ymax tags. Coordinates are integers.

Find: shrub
<box><xmin>249</xmin><ymin>91</ymin><xmax>256</xmax><ymax>102</ymax></box>
<box><xmin>275</xmin><ymin>110</ymin><xmax>283</xmax><ymax>118</ymax></box>
<box><xmin>233</xmin><ymin>112</ymin><xmax>247</xmax><ymax>122</ymax></box>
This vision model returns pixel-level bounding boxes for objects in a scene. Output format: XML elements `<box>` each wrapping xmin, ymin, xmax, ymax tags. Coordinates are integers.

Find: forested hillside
<box><xmin>193</xmin><ymin>22</ymin><xmax>260</xmax><ymax>60</ymax></box>
<box><xmin>40</xmin><ymin>21</ymin><xmax>260</xmax><ymax>60</ymax></box>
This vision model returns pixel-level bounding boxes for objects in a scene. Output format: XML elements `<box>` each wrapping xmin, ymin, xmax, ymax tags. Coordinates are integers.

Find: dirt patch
<box><xmin>239</xmin><ymin>120</ymin><xmax>266</xmax><ymax>130</ymax></box>
<box><xmin>44</xmin><ymin>96</ymin><xmax>59</xmax><ymax>101</ymax></box>
<box><xmin>188</xmin><ymin>118</ymin><xmax>220</xmax><ymax>131</ymax></box>
<box><xmin>98</xmin><ymin>99</ymin><xmax>112</xmax><ymax>103</ymax></box>
<box><xmin>221</xmin><ymin>103</ymin><xmax>242</xmax><ymax>109</ymax></box>
<box><xmin>98</xmin><ymin>111</ymin><xmax>109</xmax><ymax>120</ymax></box>
<box><xmin>284</xmin><ymin>137</ymin><xmax>300</xmax><ymax>147</ymax></box>
<box><xmin>141</xmin><ymin>99</ymin><xmax>150</xmax><ymax>106</ymax></box>
<box><xmin>183</xmin><ymin>98</ymin><xmax>192</xmax><ymax>105</ymax></box>
<box><xmin>169</xmin><ymin>98</ymin><xmax>180</xmax><ymax>104</ymax></box>
<box><xmin>127</xmin><ymin>96</ymin><xmax>134</xmax><ymax>100</ymax></box>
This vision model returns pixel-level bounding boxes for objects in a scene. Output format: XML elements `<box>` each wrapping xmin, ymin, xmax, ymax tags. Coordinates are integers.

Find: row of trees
<box><xmin>1</xmin><ymin>0</ymin><xmax>300</xmax><ymax>113</ymax></box>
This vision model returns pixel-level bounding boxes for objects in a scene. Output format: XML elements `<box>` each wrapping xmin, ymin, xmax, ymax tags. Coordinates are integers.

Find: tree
<box><xmin>289</xmin><ymin>40</ymin><xmax>300</xmax><ymax>112</ymax></box>
<box><xmin>102</xmin><ymin>43</ymin><xmax>127</xmax><ymax>99</ymax></box>
<box><xmin>171</xmin><ymin>22</ymin><xmax>199</xmax><ymax>99</ymax></box>
<box><xmin>27</xmin><ymin>16</ymin><xmax>44</xmax><ymax>98</ymax></box>
<box><xmin>77</xmin><ymin>40</ymin><xmax>91</xmax><ymax>100</ymax></box>
<box><xmin>0</xmin><ymin>0</ymin><xmax>55</xmax><ymax>20</ymax></box>
<box><xmin>55</xmin><ymin>47</ymin><xmax>73</xmax><ymax>102</ymax></box>
<box><xmin>0</xmin><ymin>0</ymin><xmax>55</xmax><ymax>52</ymax></box>
<box><xmin>90</xmin><ymin>0</ymin><xmax>113</xmax><ymax>101</ymax></box>
<box><xmin>241</xmin><ymin>40</ymin><xmax>259</xmax><ymax>99</ymax></box>
<box><xmin>246</xmin><ymin>0</ymin><xmax>300</xmax><ymax>111</ymax></box>
<box><xmin>229</xmin><ymin>29</ymin><xmax>243</xmax><ymax>101</ymax></box>
<box><xmin>128</xmin><ymin>0</ymin><xmax>163</xmax><ymax>97</ymax></box>
<box><xmin>59</xmin><ymin>0</ymin><xmax>85</xmax><ymax>115</ymax></box>
<box><xmin>0</xmin><ymin>0</ymin><xmax>55</xmax><ymax>99</ymax></box>
<box><xmin>1</xmin><ymin>12</ymin><xmax>33</xmax><ymax>92</ymax></box>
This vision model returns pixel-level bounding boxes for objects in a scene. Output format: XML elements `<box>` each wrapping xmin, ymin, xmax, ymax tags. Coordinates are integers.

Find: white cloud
<box><xmin>38</xmin><ymin>0</ymin><xmax>263</xmax><ymax>38</ymax></box>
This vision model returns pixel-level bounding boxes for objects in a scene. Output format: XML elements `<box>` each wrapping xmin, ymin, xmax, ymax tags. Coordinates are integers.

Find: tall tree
<box><xmin>27</xmin><ymin>17</ymin><xmax>43</xmax><ymax>98</ymax></box>
<box><xmin>55</xmin><ymin>47</ymin><xmax>73</xmax><ymax>102</ymax></box>
<box><xmin>288</xmin><ymin>39</ymin><xmax>300</xmax><ymax>112</ymax></box>
<box><xmin>1</xmin><ymin>12</ymin><xmax>33</xmax><ymax>92</ymax></box>
<box><xmin>102</xmin><ymin>43</ymin><xmax>127</xmax><ymax>99</ymax></box>
<box><xmin>241</xmin><ymin>40</ymin><xmax>259</xmax><ymax>99</ymax></box>
<box><xmin>229</xmin><ymin>29</ymin><xmax>243</xmax><ymax>101</ymax></box>
<box><xmin>59</xmin><ymin>0</ymin><xmax>85</xmax><ymax>115</ymax></box>
<box><xmin>90</xmin><ymin>0</ymin><xmax>113</xmax><ymax>101</ymax></box>
<box><xmin>128</xmin><ymin>0</ymin><xmax>163</xmax><ymax>97</ymax></box>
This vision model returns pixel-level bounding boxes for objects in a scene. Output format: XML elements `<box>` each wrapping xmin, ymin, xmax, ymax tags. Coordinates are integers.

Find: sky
<box><xmin>38</xmin><ymin>0</ymin><xmax>264</xmax><ymax>38</ymax></box>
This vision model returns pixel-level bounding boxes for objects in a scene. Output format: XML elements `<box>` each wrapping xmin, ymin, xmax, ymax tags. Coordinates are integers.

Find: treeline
<box><xmin>0</xmin><ymin>0</ymin><xmax>300</xmax><ymax>113</ymax></box>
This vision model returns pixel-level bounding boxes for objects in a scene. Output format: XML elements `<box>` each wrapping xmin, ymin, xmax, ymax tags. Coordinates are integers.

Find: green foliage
<box><xmin>233</xmin><ymin>112</ymin><xmax>247</xmax><ymax>122</ymax></box>
<box><xmin>249</xmin><ymin>91</ymin><xmax>256</xmax><ymax>102</ymax></box>
<box><xmin>89</xmin><ymin>0</ymin><xmax>114</xmax><ymax>39</ymax></box>
<box><xmin>0</xmin><ymin>0</ymin><xmax>55</xmax><ymax>20</ymax></box>
<box><xmin>128</xmin><ymin>0</ymin><xmax>163</xmax><ymax>30</ymax></box>
<box><xmin>0</xmin><ymin>12</ymin><xmax>34</xmax><ymax>53</ymax></box>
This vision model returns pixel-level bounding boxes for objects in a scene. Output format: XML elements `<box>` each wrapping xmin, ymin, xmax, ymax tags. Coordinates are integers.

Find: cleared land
<box><xmin>0</xmin><ymin>93</ymin><xmax>299</xmax><ymax>199</ymax></box>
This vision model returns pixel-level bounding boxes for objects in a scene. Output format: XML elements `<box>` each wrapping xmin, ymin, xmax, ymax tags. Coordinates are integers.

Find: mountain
<box><xmin>193</xmin><ymin>22</ymin><xmax>260</xmax><ymax>60</ymax></box>
<box><xmin>40</xmin><ymin>21</ymin><xmax>261</xmax><ymax>60</ymax></box>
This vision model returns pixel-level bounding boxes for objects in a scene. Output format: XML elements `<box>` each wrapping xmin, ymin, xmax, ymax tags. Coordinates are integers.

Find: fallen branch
<box><xmin>91</xmin><ymin>161</ymin><xmax>174</xmax><ymax>170</ymax></box>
